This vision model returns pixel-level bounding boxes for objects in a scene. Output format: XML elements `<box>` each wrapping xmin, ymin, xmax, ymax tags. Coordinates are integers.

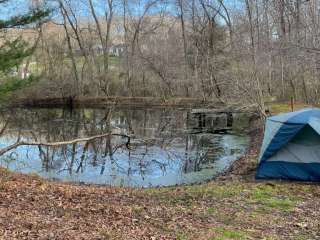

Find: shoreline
<box><xmin>10</xmin><ymin>96</ymin><xmax>224</xmax><ymax>109</ymax></box>
<box><xmin>218</xmin><ymin>118</ymin><xmax>263</xmax><ymax>180</ymax></box>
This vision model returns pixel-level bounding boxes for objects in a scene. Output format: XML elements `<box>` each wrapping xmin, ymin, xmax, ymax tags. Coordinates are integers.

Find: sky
<box><xmin>0</xmin><ymin>0</ymin><xmax>245</xmax><ymax>23</ymax></box>
<box><xmin>0</xmin><ymin>0</ymin><xmax>36</xmax><ymax>19</ymax></box>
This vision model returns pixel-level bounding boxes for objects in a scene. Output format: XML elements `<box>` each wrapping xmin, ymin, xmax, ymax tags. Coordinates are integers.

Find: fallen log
<box><xmin>0</xmin><ymin>133</ymin><xmax>131</xmax><ymax>156</ymax></box>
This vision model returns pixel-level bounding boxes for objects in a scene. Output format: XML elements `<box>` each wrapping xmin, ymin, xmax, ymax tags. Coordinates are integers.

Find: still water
<box><xmin>0</xmin><ymin>107</ymin><xmax>249</xmax><ymax>187</ymax></box>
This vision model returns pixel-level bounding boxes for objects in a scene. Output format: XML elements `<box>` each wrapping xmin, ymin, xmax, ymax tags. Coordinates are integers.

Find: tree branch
<box><xmin>0</xmin><ymin>133</ymin><xmax>131</xmax><ymax>156</ymax></box>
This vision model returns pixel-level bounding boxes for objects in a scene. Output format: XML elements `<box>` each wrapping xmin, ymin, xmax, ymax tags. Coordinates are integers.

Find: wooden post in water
<box><xmin>290</xmin><ymin>97</ymin><xmax>294</xmax><ymax>112</ymax></box>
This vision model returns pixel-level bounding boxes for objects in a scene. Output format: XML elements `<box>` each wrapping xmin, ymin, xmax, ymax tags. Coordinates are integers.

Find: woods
<box><xmin>0</xmin><ymin>0</ymin><xmax>317</xmax><ymax>107</ymax></box>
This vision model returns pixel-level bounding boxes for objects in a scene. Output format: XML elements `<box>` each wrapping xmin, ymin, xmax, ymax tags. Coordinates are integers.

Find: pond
<box><xmin>0</xmin><ymin>107</ymin><xmax>250</xmax><ymax>187</ymax></box>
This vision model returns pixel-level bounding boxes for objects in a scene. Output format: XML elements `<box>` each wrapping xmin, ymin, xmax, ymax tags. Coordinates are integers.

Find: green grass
<box><xmin>293</xmin><ymin>235</ymin><xmax>310</xmax><ymax>240</ymax></box>
<box><xmin>144</xmin><ymin>182</ymin><xmax>301</xmax><ymax>212</ymax></box>
<box><xmin>207</xmin><ymin>207</ymin><xmax>216</xmax><ymax>214</ymax></box>
<box><xmin>144</xmin><ymin>183</ymin><xmax>245</xmax><ymax>206</ymax></box>
<box><xmin>69</xmin><ymin>55</ymin><xmax>121</xmax><ymax>67</ymax></box>
<box><xmin>176</xmin><ymin>233</ymin><xmax>189</xmax><ymax>240</ymax></box>
<box><xmin>210</xmin><ymin>228</ymin><xmax>249</xmax><ymax>240</ymax></box>
<box><xmin>268</xmin><ymin>103</ymin><xmax>310</xmax><ymax>115</ymax></box>
<box><xmin>0</xmin><ymin>74</ymin><xmax>39</xmax><ymax>100</ymax></box>
<box><xmin>250</xmin><ymin>184</ymin><xmax>299</xmax><ymax>212</ymax></box>
<box><xmin>109</xmin><ymin>56</ymin><xmax>121</xmax><ymax>66</ymax></box>
<box><xmin>143</xmin><ymin>181</ymin><xmax>308</xmax><ymax>238</ymax></box>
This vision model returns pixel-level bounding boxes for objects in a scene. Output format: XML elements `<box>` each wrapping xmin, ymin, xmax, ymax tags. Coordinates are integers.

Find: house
<box><xmin>109</xmin><ymin>44</ymin><xmax>125</xmax><ymax>57</ymax></box>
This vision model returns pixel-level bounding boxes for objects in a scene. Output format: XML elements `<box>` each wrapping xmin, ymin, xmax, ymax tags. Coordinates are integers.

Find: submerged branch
<box><xmin>0</xmin><ymin>133</ymin><xmax>131</xmax><ymax>156</ymax></box>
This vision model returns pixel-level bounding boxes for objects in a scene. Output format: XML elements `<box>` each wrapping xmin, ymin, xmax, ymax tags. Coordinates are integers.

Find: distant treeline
<box><xmin>5</xmin><ymin>0</ymin><xmax>320</xmax><ymax>113</ymax></box>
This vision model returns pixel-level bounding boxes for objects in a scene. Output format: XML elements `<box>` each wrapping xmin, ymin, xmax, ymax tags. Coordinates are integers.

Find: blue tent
<box><xmin>256</xmin><ymin>108</ymin><xmax>320</xmax><ymax>181</ymax></box>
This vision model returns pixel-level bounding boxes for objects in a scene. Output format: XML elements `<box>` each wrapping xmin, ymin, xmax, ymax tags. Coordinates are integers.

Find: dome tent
<box><xmin>256</xmin><ymin>108</ymin><xmax>320</xmax><ymax>181</ymax></box>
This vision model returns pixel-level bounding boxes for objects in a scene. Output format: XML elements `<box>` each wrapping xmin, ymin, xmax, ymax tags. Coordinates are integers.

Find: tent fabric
<box><xmin>308</xmin><ymin>117</ymin><xmax>320</xmax><ymax>135</ymax></box>
<box><xmin>258</xmin><ymin>119</ymin><xmax>283</xmax><ymax>161</ymax></box>
<box><xmin>256</xmin><ymin>108</ymin><xmax>320</xmax><ymax>181</ymax></box>
<box><xmin>268</xmin><ymin>108</ymin><xmax>320</xmax><ymax>124</ymax></box>
<box><xmin>259</xmin><ymin>123</ymin><xmax>304</xmax><ymax>162</ymax></box>
<box><xmin>256</xmin><ymin>162</ymin><xmax>320</xmax><ymax>181</ymax></box>
<box><xmin>267</xmin><ymin>141</ymin><xmax>320</xmax><ymax>164</ymax></box>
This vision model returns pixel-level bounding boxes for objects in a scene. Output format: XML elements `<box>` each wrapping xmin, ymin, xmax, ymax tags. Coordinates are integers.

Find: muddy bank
<box><xmin>218</xmin><ymin>117</ymin><xmax>263</xmax><ymax>180</ymax></box>
<box><xmin>10</xmin><ymin>96</ymin><xmax>225</xmax><ymax>109</ymax></box>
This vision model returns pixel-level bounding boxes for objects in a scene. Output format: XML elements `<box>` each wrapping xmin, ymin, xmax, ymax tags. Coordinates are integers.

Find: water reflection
<box><xmin>0</xmin><ymin>107</ymin><xmax>249</xmax><ymax>187</ymax></box>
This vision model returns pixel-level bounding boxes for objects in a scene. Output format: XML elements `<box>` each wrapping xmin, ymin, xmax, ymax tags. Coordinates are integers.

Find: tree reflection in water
<box><xmin>0</xmin><ymin>107</ymin><xmax>249</xmax><ymax>187</ymax></box>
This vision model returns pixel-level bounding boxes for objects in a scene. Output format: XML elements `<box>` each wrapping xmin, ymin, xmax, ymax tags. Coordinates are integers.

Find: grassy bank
<box><xmin>0</xmin><ymin>103</ymin><xmax>319</xmax><ymax>239</ymax></box>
